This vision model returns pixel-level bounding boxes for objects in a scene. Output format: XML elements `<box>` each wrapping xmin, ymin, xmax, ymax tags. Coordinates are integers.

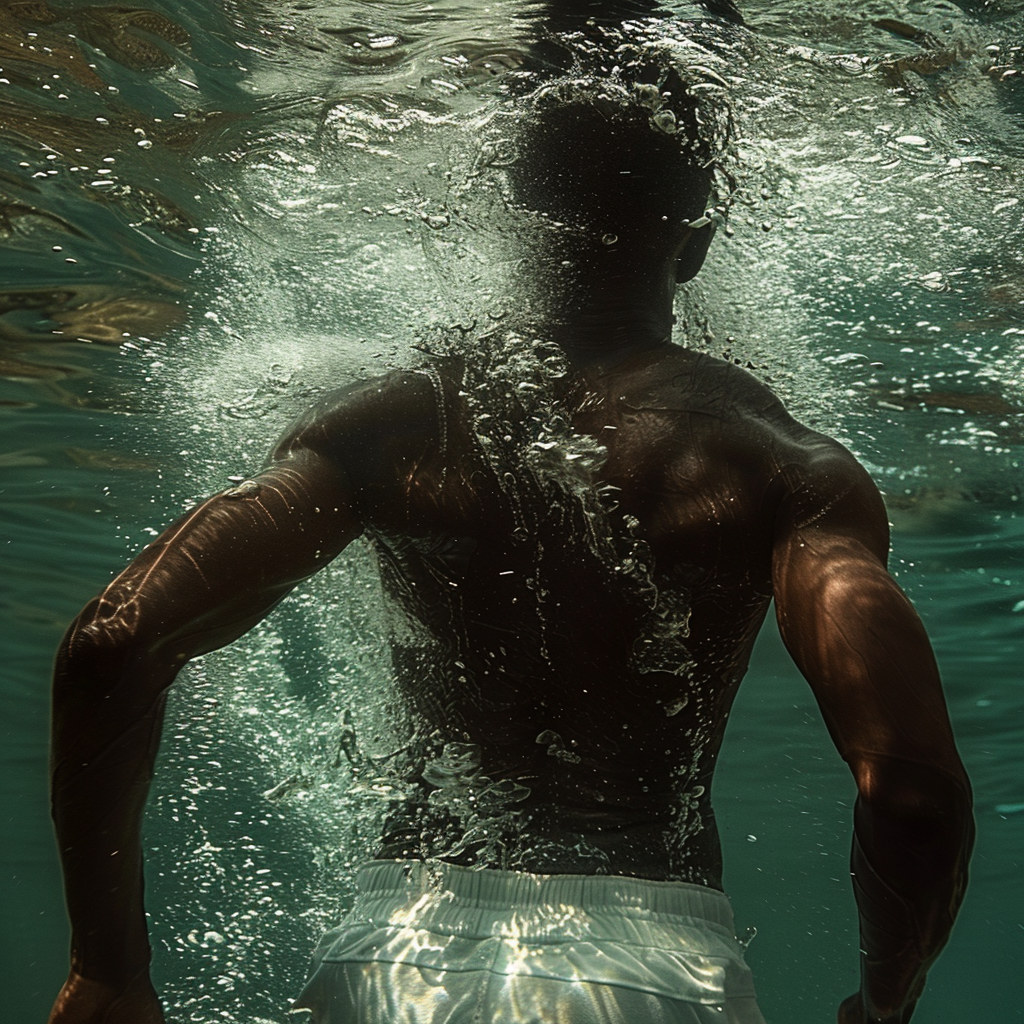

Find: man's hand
<box><xmin>838</xmin><ymin>992</ymin><xmax>915</xmax><ymax>1024</ymax></box>
<box><xmin>837</xmin><ymin>993</ymin><xmax>864</xmax><ymax>1024</ymax></box>
<box><xmin>48</xmin><ymin>969</ymin><xmax>164</xmax><ymax>1024</ymax></box>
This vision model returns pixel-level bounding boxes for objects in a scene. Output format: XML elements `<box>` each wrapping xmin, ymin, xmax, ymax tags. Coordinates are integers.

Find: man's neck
<box><xmin>540</xmin><ymin>275</ymin><xmax>676</xmax><ymax>370</ymax></box>
<box><xmin>553</xmin><ymin>315</ymin><xmax>672</xmax><ymax>370</ymax></box>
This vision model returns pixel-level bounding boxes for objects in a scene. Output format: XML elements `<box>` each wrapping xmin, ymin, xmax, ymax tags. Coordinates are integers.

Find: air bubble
<box><xmin>664</xmin><ymin>697</ymin><xmax>688</xmax><ymax>717</ymax></box>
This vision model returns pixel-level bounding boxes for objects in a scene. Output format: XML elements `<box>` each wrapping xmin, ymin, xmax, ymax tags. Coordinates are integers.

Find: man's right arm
<box><xmin>48</xmin><ymin>369</ymin><xmax>446</xmax><ymax>1022</ymax></box>
<box><xmin>49</xmin><ymin>425</ymin><xmax>365</xmax><ymax>1022</ymax></box>
<box><xmin>770</xmin><ymin>439</ymin><xmax>974</xmax><ymax>1024</ymax></box>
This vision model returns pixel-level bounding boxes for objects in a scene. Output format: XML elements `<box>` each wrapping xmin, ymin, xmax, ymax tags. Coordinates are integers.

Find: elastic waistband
<box><xmin>355</xmin><ymin>859</ymin><xmax>736</xmax><ymax>931</ymax></box>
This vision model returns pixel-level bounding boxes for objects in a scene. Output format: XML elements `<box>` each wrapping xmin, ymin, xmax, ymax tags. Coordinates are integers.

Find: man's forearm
<box><xmin>52</xmin><ymin>708</ymin><xmax>165</xmax><ymax>980</ymax></box>
<box><xmin>851</xmin><ymin>759</ymin><xmax>974</xmax><ymax>1021</ymax></box>
<box><xmin>51</xmin><ymin>615</ymin><xmax>178</xmax><ymax>982</ymax></box>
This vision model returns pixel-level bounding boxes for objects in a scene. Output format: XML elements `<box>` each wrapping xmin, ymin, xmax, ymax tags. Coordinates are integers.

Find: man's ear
<box><xmin>675</xmin><ymin>221</ymin><xmax>717</xmax><ymax>284</ymax></box>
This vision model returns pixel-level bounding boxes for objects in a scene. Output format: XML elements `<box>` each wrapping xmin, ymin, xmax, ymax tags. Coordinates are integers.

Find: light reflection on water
<box><xmin>1</xmin><ymin>1</ymin><xmax>1022</xmax><ymax>1021</ymax></box>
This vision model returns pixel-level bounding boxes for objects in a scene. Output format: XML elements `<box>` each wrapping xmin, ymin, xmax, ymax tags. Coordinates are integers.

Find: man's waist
<box><xmin>375</xmin><ymin>795</ymin><xmax>719</xmax><ymax>885</ymax></box>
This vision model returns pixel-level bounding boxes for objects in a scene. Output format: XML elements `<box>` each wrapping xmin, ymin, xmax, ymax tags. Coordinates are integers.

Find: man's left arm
<box><xmin>771</xmin><ymin>441</ymin><xmax>974</xmax><ymax>1023</ymax></box>
<box><xmin>49</xmin><ymin>444</ymin><xmax>360</xmax><ymax>1022</ymax></box>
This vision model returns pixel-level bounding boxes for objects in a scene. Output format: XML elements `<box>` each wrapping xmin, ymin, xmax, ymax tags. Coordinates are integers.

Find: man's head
<box><xmin>505</xmin><ymin>72</ymin><xmax>718</xmax><ymax>286</ymax></box>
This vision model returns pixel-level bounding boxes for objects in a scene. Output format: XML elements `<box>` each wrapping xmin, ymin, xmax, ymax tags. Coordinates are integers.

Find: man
<box><xmin>48</xmin><ymin>52</ymin><xmax>972</xmax><ymax>1024</ymax></box>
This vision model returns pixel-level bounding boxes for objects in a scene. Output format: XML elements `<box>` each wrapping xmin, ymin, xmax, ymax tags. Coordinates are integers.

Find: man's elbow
<box><xmin>49</xmin><ymin>601</ymin><xmax>183</xmax><ymax>803</ymax></box>
<box><xmin>853</xmin><ymin>754</ymin><xmax>975</xmax><ymax>871</ymax></box>
<box><xmin>54</xmin><ymin>598</ymin><xmax>178</xmax><ymax>705</ymax></box>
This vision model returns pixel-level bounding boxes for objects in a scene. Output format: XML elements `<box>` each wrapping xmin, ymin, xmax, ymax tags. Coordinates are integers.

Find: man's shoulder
<box><xmin>630</xmin><ymin>349</ymin><xmax>810</xmax><ymax>454</ymax></box>
<box><xmin>314</xmin><ymin>366</ymin><xmax>446</xmax><ymax>428</ymax></box>
<box><xmin>678</xmin><ymin>352</ymin><xmax>881</xmax><ymax>508</ymax></box>
<box><xmin>760</xmin><ymin>411</ymin><xmax>887</xmax><ymax>550</ymax></box>
<box><xmin>619</xmin><ymin>347</ymin><xmax>789</xmax><ymax>420</ymax></box>
<box><xmin>687</xmin><ymin>354</ymin><xmax>859</xmax><ymax>456</ymax></box>
<box><xmin>273</xmin><ymin>365</ymin><xmax>451</xmax><ymax>462</ymax></box>
<box><xmin>687</xmin><ymin>351</ymin><xmax>800</xmax><ymax>425</ymax></box>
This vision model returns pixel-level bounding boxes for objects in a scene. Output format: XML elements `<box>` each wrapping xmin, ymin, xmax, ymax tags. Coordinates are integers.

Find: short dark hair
<box><xmin>504</xmin><ymin>72</ymin><xmax>715</xmax><ymax>263</ymax></box>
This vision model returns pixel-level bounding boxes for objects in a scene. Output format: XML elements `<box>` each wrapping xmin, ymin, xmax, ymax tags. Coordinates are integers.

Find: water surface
<box><xmin>2</xmin><ymin>1</ymin><xmax>1022</xmax><ymax>1021</ymax></box>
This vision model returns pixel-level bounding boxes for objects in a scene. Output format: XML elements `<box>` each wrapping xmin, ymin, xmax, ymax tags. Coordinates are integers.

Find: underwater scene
<box><xmin>1</xmin><ymin>0</ymin><xmax>1021</xmax><ymax>1021</ymax></box>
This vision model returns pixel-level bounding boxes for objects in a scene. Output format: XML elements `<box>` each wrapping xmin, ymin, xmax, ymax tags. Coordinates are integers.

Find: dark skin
<box><xmin>48</xmin><ymin>333</ymin><xmax>973</xmax><ymax>1024</ymax></box>
<box><xmin>48</xmin><ymin>43</ymin><xmax>972</xmax><ymax>1024</ymax></box>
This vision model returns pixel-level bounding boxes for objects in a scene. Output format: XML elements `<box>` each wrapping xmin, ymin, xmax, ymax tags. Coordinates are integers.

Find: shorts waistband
<box><xmin>355</xmin><ymin>859</ymin><xmax>737</xmax><ymax>931</ymax></box>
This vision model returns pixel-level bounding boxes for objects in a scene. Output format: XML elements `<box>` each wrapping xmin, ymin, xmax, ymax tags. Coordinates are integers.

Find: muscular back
<box><xmin>50</xmin><ymin>330</ymin><xmax>971</xmax><ymax>1022</ymax></box>
<box><xmin>284</xmin><ymin>343</ymin><xmax>873</xmax><ymax>885</ymax></box>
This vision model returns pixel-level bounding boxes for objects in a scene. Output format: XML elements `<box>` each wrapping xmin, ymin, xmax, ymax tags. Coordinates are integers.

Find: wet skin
<box><xmin>320</xmin><ymin>349</ymin><xmax>792</xmax><ymax>883</ymax></box>
<box><xmin>45</xmin><ymin>10</ymin><xmax>972</xmax><ymax>1018</ymax></box>
<box><xmin>49</xmin><ymin>338</ymin><xmax>973</xmax><ymax>1023</ymax></box>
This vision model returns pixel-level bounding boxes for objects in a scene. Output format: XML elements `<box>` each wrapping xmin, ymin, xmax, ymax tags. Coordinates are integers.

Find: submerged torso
<box><xmin>323</xmin><ymin>343</ymin><xmax>806</xmax><ymax>887</ymax></box>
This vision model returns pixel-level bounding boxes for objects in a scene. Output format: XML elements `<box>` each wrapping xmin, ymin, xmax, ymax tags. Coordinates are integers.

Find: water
<box><xmin>1</xmin><ymin>0</ymin><xmax>1022</xmax><ymax>1021</ymax></box>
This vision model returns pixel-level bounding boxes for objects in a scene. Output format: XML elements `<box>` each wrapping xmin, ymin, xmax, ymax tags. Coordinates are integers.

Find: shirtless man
<box><xmin>48</xmin><ymin>62</ymin><xmax>972</xmax><ymax>1024</ymax></box>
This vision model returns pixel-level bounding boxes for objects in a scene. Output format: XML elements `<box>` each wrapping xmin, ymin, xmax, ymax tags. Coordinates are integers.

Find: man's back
<box><xmin>290</xmin><ymin>342</ymin><xmax>877</xmax><ymax>886</ymax></box>
<box><xmin>45</xmin><ymin>67</ymin><xmax>972</xmax><ymax>1024</ymax></box>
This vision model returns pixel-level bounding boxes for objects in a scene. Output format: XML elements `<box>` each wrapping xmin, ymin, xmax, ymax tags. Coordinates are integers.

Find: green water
<box><xmin>2</xmin><ymin>1</ymin><xmax>1022</xmax><ymax>1021</ymax></box>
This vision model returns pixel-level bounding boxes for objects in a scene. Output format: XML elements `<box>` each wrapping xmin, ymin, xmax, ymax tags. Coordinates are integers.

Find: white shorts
<box><xmin>292</xmin><ymin>860</ymin><xmax>766</xmax><ymax>1024</ymax></box>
